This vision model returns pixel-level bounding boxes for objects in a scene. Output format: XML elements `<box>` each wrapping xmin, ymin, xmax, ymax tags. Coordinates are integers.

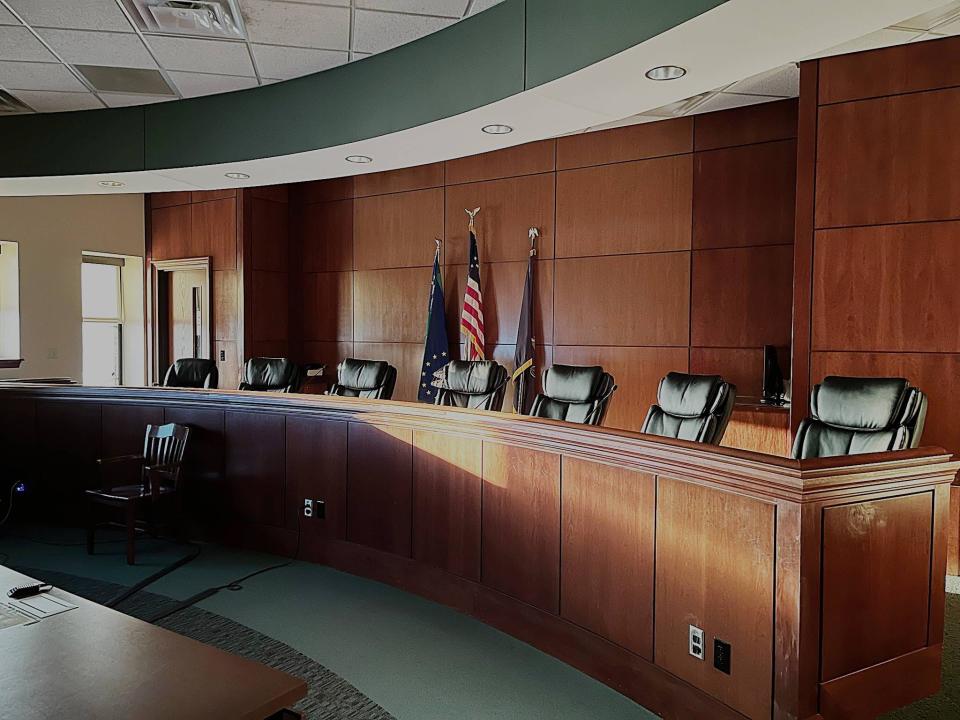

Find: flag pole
<box><xmin>516</xmin><ymin>227</ymin><xmax>539</xmax><ymax>414</ymax></box>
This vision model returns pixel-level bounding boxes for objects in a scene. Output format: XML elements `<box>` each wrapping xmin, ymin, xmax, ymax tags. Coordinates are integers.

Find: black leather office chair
<box><xmin>528</xmin><ymin>365</ymin><xmax>616</xmax><ymax>426</ymax></box>
<box><xmin>328</xmin><ymin>358</ymin><xmax>397</xmax><ymax>400</ymax></box>
<box><xmin>162</xmin><ymin>358</ymin><xmax>219</xmax><ymax>389</ymax></box>
<box><xmin>238</xmin><ymin>357</ymin><xmax>304</xmax><ymax>393</ymax></box>
<box><xmin>431</xmin><ymin>360</ymin><xmax>509</xmax><ymax>411</ymax></box>
<box><xmin>640</xmin><ymin>372</ymin><xmax>736</xmax><ymax>445</ymax></box>
<box><xmin>791</xmin><ymin>376</ymin><xmax>928</xmax><ymax>459</ymax></box>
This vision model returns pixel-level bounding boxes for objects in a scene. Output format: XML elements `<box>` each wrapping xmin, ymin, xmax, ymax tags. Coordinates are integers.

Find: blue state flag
<box><xmin>418</xmin><ymin>244</ymin><xmax>450</xmax><ymax>402</ymax></box>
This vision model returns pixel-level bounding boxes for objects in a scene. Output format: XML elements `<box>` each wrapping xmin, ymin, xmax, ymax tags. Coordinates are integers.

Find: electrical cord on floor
<box><xmin>104</xmin><ymin>540</ymin><xmax>203</xmax><ymax>608</ymax></box>
<box><xmin>0</xmin><ymin>482</ymin><xmax>17</xmax><ymax>527</ymax></box>
<box><xmin>146</xmin><ymin>510</ymin><xmax>304</xmax><ymax>624</ymax></box>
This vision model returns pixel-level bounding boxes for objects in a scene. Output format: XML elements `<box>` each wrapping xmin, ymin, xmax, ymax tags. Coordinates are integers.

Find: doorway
<box><xmin>151</xmin><ymin>257</ymin><xmax>211</xmax><ymax>383</ymax></box>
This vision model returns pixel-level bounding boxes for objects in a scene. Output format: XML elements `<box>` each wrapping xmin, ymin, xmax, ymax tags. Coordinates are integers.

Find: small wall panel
<box><xmin>552</xmin><ymin>346</ymin><xmax>688</xmax><ymax>432</ymax></box>
<box><xmin>353</xmin><ymin>267</ymin><xmax>430</xmax><ymax>344</ymax></box>
<box><xmin>353</xmin><ymin>162</ymin><xmax>444</xmax><ymax>197</ymax></box>
<box><xmin>37</xmin><ymin>400</ymin><xmax>101</xmax><ymax>488</ymax></box>
<box><xmin>191</xmin><ymin>197</ymin><xmax>237</xmax><ymax>270</ymax></box>
<box><xmin>151</xmin><ymin>191</ymin><xmax>191</xmax><ymax>208</ymax></box>
<box><xmin>818</xmin><ymin>35</ymin><xmax>960</xmax><ymax>104</ymax></box>
<box><xmin>224</xmin><ymin>411</ymin><xmax>286</xmax><ymax>528</ymax></box>
<box><xmin>816</xmin><ymin>88</ymin><xmax>960</xmax><ymax>228</ymax></box>
<box><xmin>655</xmin><ymin>478</ymin><xmax>775</xmax><ymax>720</ymax></box>
<box><xmin>162</xmin><ymin>406</ymin><xmax>225</xmax><ymax>484</ymax></box>
<box><xmin>101</xmin><ymin>404</ymin><xmax>164</xmax><ymax>458</ymax></box>
<box><xmin>251</xmin><ymin>198</ymin><xmax>289</xmax><ymax>272</ymax></box>
<box><xmin>151</xmin><ymin>204</ymin><xmax>191</xmax><ymax>261</ymax></box>
<box><xmin>690</xmin><ymin>347</ymin><xmax>764</xmax><ymax>399</ymax></box>
<box><xmin>213</xmin><ymin>270</ymin><xmax>239</xmax><ymax>342</ymax></box>
<box><xmin>0</xmin><ymin>398</ymin><xmax>35</xmax><ymax>477</ymax></box>
<box><xmin>693</xmin><ymin>98</ymin><xmax>797</xmax><ymax>151</ymax></box>
<box><xmin>821</xmin><ymin>493</ymin><xmax>933</xmax><ymax>681</ymax></box>
<box><xmin>286</xmin><ymin>417</ymin><xmax>347</xmax><ymax>538</ymax></box>
<box><xmin>412</xmin><ymin>430</ymin><xmax>482</xmax><ymax>580</ymax></box>
<box><xmin>300</xmin><ymin>177</ymin><xmax>354</xmax><ymax>204</ymax></box>
<box><xmin>353</xmin><ymin>188</ymin><xmax>443</xmax><ymax>270</ymax></box>
<box><xmin>444</xmin><ymin>173</ymin><xmax>555</xmax><ymax>263</ymax></box>
<box><xmin>443</xmin><ymin>260</ymin><xmax>553</xmax><ymax>346</ymax></box>
<box><xmin>303</xmin><ymin>271</ymin><xmax>353</xmax><ymax>342</ymax></box>
<box><xmin>810</xmin><ymin>351</ymin><xmax>960</xmax><ymax>455</ymax></box>
<box><xmin>481</xmin><ymin>443</ymin><xmax>560</xmax><ymax>612</ymax></box>
<box><xmin>445</xmin><ymin>139</ymin><xmax>555</xmax><ymax>185</ymax></box>
<box><xmin>554</xmin><ymin>253</ymin><xmax>690</xmax><ymax>347</ymax></box>
<box><xmin>722</xmin><ymin>408</ymin><xmax>791</xmax><ymax>457</ymax></box>
<box><xmin>192</xmin><ymin>189</ymin><xmax>236</xmax><ymax>203</ymax></box>
<box><xmin>556</xmin><ymin>117</ymin><xmax>692</xmax><ymax>169</ymax></box>
<box><xmin>556</xmin><ymin>155</ymin><xmax>693</xmax><ymax>257</ymax></box>
<box><xmin>347</xmin><ymin>423</ymin><xmax>413</xmax><ymax>556</ymax></box>
<box><xmin>812</xmin><ymin>223</ymin><xmax>960</xmax><ymax>353</ymax></box>
<box><xmin>301</xmin><ymin>200</ymin><xmax>354</xmax><ymax>272</ymax></box>
<box><xmin>693</xmin><ymin>140</ymin><xmax>797</xmax><ymax>249</ymax></box>
<box><xmin>352</xmin><ymin>342</ymin><xmax>424</xmax><ymax>402</ymax></box>
<box><xmin>691</xmin><ymin>245</ymin><xmax>793</xmax><ymax>348</ymax></box>
<box><xmin>251</xmin><ymin>271</ymin><xmax>289</xmax><ymax>343</ymax></box>
<box><xmin>561</xmin><ymin>458</ymin><xmax>655</xmax><ymax>658</ymax></box>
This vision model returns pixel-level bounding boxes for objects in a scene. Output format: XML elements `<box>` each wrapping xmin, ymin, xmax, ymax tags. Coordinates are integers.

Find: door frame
<box><xmin>148</xmin><ymin>257</ymin><xmax>212</xmax><ymax>385</ymax></box>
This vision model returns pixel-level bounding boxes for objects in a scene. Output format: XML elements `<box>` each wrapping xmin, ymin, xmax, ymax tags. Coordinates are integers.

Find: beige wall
<box><xmin>0</xmin><ymin>194</ymin><xmax>144</xmax><ymax>381</ymax></box>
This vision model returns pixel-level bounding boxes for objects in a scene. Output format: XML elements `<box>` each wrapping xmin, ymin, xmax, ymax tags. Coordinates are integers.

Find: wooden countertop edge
<box><xmin>3</xmin><ymin>384</ymin><xmax>956</xmax><ymax>503</ymax></box>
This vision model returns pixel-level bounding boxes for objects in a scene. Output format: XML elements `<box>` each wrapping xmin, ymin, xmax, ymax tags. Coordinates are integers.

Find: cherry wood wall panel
<box><xmin>0</xmin><ymin>397</ymin><xmax>36</xmax><ymax>478</ymax></box>
<box><xmin>162</xmin><ymin>406</ymin><xmax>225</xmax><ymax>488</ymax></box>
<box><xmin>412</xmin><ymin>430</ymin><xmax>483</xmax><ymax>580</ymax></box>
<box><xmin>101</xmin><ymin>403</ymin><xmax>164</xmax><ymax>458</ymax></box>
<box><xmin>353</xmin><ymin>188</ymin><xmax>443</xmax><ymax>270</ymax></box>
<box><xmin>193</xmin><ymin>198</ymin><xmax>238</xmax><ymax>270</ymax></box>
<box><xmin>286</xmin><ymin>417</ymin><xmax>347</xmax><ymax>539</ymax></box>
<box><xmin>820</xmin><ymin>493</ymin><xmax>933</xmax><ymax>681</ymax></box>
<box><xmin>445</xmin><ymin>139</ymin><xmax>555</xmax><ymax>185</ymax></box>
<box><xmin>560</xmin><ymin>458</ymin><xmax>655</xmax><ymax>659</ymax></box>
<box><xmin>556</xmin><ymin>116</ymin><xmax>692</xmax><ymax>169</ymax></box>
<box><xmin>36</xmin><ymin>400</ymin><xmax>101</xmax><ymax>489</ymax></box>
<box><xmin>346</xmin><ymin>423</ymin><xmax>413</xmax><ymax>556</ymax></box>
<box><xmin>223</xmin><ymin>411</ymin><xmax>286</xmax><ymax>529</ymax></box>
<box><xmin>353</xmin><ymin>162</ymin><xmax>444</xmax><ymax>197</ymax></box>
<box><xmin>301</xmin><ymin>200</ymin><xmax>354</xmax><ymax>272</ymax></box>
<box><xmin>303</xmin><ymin>272</ymin><xmax>353</xmax><ymax>343</ymax></box>
<box><xmin>693</xmin><ymin>98</ymin><xmax>798</xmax><ymax>151</ymax></box>
<box><xmin>352</xmin><ymin>342</ymin><xmax>424</xmax><ymax>402</ymax></box>
<box><xmin>555</xmin><ymin>155</ymin><xmax>693</xmax><ymax>257</ymax></box>
<box><xmin>655</xmin><ymin>477</ymin><xmax>775</xmax><ymax>720</ymax></box>
<box><xmin>481</xmin><ymin>443</ymin><xmax>561</xmax><ymax>612</ymax></box>
<box><xmin>353</xmin><ymin>268</ymin><xmax>430</xmax><ymax>344</ymax></box>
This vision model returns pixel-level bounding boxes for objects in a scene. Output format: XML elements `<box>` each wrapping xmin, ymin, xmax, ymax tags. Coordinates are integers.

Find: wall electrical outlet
<box><xmin>714</xmin><ymin>639</ymin><xmax>731</xmax><ymax>674</ymax></box>
<box><xmin>689</xmin><ymin>625</ymin><xmax>705</xmax><ymax>660</ymax></box>
<box><xmin>303</xmin><ymin>498</ymin><xmax>313</xmax><ymax>518</ymax></box>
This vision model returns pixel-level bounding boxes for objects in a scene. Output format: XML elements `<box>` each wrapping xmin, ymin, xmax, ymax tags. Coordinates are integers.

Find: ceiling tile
<box><xmin>99</xmin><ymin>92</ymin><xmax>175</xmax><ymax>108</ymax></box>
<box><xmin>252</xmin><ymin>44</ymin><xmax>346</xmax><ymax>79</ymax></box>
<box><xmin>10</xmin><ymin>89</ymin><xmax>103</xmax><ymax>113</ymax></box>
<box><xmin>356</xmin><ymin>1</ymin><xmax>470</xmax><ymax>19</ymax></box>
<box><xmin>147</xmin><ymin>36</ymin><xmax>254</xmax><ymax>75</ymax></box>
<box><xmin>168</xmin><ymin>70</ymin><xmax>258</xmax><ymax>98</ymax></box>
<box><xmin>0</xmin><ymin>4</ymin><xmax>19</xmax><ymax>25</ymax></box>
<box><xmin>6</xmin><ymin>0</ymin><xmax>134</xmax><ymax>32</ymax></box>
<box><xmin>38</xmin><ymin>28</ymin><xmax>156</xmax><ymax>68</ymax></box>
<box><xmin>353</xmin><ymin>8</ymin><xmax>454</xmax><ymax>54</ymax></box>
<box><xmin>241</xmin><ymin>0</ymin><xmax>350</xmax><ymax>49</ymax></box>
<box><xmin>0</xmin><ymin>61</ymin><xmax>87</xmax><ymax>92</ymax></box>
<box><xmin>467</xmin><ymin>0</ymin><xmax>504</xmax><ymax>14</ymax></box>
<box><xmin>726</xmin><ymin>64</ymin><xmax>799</xmax><ymax>98</ymax></box>
<box><xmin>0</xmin><ymin>26</ymin><xmax>57</xmax><ymax>62</ymax></box>
<box><xmin>694</xmin><ymin>92</ymin><xmax>784</xmax><ymax>115</ymax></box>
<box><xmin>892</xmin><ymin>2</ymin><xmax>960</xmax><ymax>31</ymax></box>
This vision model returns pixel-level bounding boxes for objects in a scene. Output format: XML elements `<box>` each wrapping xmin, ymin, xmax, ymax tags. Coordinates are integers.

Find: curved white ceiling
<box><xmin>0</xmin><ymin>0</ymin><xmax>948</xmax><ymax>196</ymax></box>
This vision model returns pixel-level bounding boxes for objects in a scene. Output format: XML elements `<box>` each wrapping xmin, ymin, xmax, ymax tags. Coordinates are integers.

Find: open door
<box><xmin>150</xmin><ymin>257</ymin><xmax>211</xmax><ymax>384</ymax></box>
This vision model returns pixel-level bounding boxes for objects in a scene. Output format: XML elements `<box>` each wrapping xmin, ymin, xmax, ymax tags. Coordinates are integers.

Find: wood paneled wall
<box><xmin>293</xmin><ymin>100</ymin><xmax>797</xmax><ymax>430</ymax></box>
<box><xmin>791</xmin><ymin>36</ymin><xmax>960</xmax><ymax>571</ymax></box>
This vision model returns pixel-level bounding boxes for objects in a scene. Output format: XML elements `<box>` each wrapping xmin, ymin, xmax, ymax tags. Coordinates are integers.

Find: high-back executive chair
<box><xmin>162</xmin><ymin>358</ymin><xmax>218</xmax><ymax>389</ymax></box>
<box><xmin>328</xmin><ymin>358</ymin><xmax>397</xmax><ymax>400</ymax></box>
<box><xmin>640</xmin><ymin>372</ymin><xmax>736</xmax><ymax>445</ymax></box>
<box><xmin>791</xmin><ymin>376</ymin><xmax>928</xmax><ymax>459</ymax></box>
<box><xmin>529</xmin><ymin>364</ymin><xmax>617</xmax><ymax>426</ymax></box>
<box><xmin>431</xmin><ymin>360</ymin><xmax>509</xmax><ymax>411</ymax></box>
<box><xmin>238</xmin><ymin>357</ymin><xmax>304</xmax><ymax>393</ymax></box>
<box><xmin>86</xmin><ymin>423</ymin><xmax>190</xmax><ymax>565</ymax></box>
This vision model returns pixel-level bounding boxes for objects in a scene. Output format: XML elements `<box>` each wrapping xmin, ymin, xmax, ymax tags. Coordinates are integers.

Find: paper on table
<box><xmin>6</xmin><ymin>592</ymin><xmax>77</xmax><ymax>620</ymax></box>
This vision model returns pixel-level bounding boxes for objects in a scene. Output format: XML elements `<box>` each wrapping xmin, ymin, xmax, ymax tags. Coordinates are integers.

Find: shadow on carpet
<box><xmin>16</xmin><ymin>566</ymin><xmax>395</xmax><ymax>720</ymax></box>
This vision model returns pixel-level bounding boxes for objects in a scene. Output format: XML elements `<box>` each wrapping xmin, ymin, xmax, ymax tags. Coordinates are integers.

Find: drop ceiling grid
<box><xmin>0</xmin><ymin>0</ymin><xmax>498</xmax><ymax>112</ymax></box>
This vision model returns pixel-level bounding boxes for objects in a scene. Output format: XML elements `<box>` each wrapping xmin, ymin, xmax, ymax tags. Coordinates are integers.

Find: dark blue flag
<box><xmin>418</xmin><ymin>242</ymin><xmax>450</xmax><ymax>403</ymax></box>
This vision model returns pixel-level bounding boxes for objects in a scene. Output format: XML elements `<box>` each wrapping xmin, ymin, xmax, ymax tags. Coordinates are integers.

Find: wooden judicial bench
<box><xmin>0</xmin><ymin>384</ymin><xmax>955</xmax><ymax>720</ymax></box>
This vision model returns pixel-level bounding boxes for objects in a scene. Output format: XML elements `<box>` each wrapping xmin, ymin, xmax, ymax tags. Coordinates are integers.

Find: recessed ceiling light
<box><xmin>345</xmin><ymin>155</ymin><xmax>373</xmax><ymax>164</ymax></box>
<box><xmin>645</xmin><ymin>65</ymin><xmax>687</xmax><ymax>81</ymax></box>
<box><xmin>481</xmin><ymin>124</ymin><xmax>513</xmax><ymax>135</ymax></box>
<box><xmin>224</xmin><ymin>172</ymin><xmax>250</xmax><ymax>179</ymax></box>
<box><xmin>98</xmin><ymin>180</ymin><xmax>125</xmax><ymax>188</ymax></box>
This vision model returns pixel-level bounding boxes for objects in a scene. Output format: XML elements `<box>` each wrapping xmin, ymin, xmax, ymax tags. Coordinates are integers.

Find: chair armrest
<box><xmin>97</xmin><ymin>454</ymin><xmax>144</xmax><ymax>467</ymax></box>
<box><xmin>143</xmin><ymin>463</ymin><xmax>176</xmax><ymax>479</ymax></box>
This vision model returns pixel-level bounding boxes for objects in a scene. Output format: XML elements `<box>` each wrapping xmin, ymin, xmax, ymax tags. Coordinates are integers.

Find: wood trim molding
<box><xmin>148</xmin><ymin>257</ymin><xmax>213</xmax><ymax>382</ymax></box>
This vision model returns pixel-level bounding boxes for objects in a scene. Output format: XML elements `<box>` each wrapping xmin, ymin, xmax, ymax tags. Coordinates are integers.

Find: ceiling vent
<box><xmin>124</xmin><ymin>0</ymin><xmax>246</xmax><ymax>40</ymax></box>
<box><xmin>0</xmin><ymin>91</ymin><xmax>31</xmax><ymax>115</ymax></box>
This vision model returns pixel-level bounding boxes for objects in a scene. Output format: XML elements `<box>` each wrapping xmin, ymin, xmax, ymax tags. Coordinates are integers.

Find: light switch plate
<box><xmin>689</xmin><ymin>625</ymin><xmax>705</xmax><ymax>660</ymax></box>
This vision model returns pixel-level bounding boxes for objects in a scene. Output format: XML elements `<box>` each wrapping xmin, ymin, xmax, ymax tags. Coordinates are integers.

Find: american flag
<box><xmin>460</xmin><ymin>213</ymin><xmax>485</xmax><ymax>361</ymax></box>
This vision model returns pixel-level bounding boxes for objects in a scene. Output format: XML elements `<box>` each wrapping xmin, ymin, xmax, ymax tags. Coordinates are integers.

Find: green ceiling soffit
<box><xmin>0</xmin><ymin>0</ymin><xmax>726</xmax><ymax>178</ymax></box>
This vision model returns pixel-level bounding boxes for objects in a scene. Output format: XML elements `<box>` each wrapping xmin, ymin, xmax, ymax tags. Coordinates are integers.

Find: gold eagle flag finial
<box><xmin>465</xmin><ymin>207</ymin><xmax>480</xmax><ymax>232</ymax></box>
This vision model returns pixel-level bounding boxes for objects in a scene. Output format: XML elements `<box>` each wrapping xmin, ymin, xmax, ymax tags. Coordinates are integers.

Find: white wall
<box><xmin>0</xmin><ymin>195</ymin><xmax>144</xmax><ymax>382</ymax></box>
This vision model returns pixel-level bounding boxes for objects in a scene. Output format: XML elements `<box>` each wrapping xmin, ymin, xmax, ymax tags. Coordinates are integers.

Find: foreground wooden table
<box><xmin>1</xmin><ymin>384</ymin><xmax>957</xmax><ymax>720</ymax></box>
<box><xmin>0</xmin><ymin>566</ymin><xmax>306</xmax><ymax>720</ymax></box>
